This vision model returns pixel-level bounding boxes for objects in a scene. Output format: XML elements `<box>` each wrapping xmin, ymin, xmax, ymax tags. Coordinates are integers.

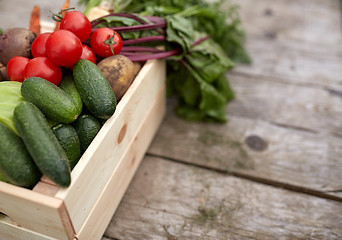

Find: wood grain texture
<box><xmin>33</xmin><ymin>181</ymin><xmax>59</xmax><ymax>197</ymax></box>
<box><xmin>76</xmin><ymin>84</ymin><xmax>166</xmax><ymax>240</ymax></box>
<box><xmin>232</xmin><ymin>39</ymin><xmax>342</xmax><ymax>91</ymax></box>
<box><xmin>145</xmin><ymin>0</ymin><xmax>342</xmax><ymax>200</ymax></box>
<box><xmin>103</xmin><ymin>157</ymin><xmax>342</xmax><ymax>240</ymax></box>
<box><xmin>55</xmin><ymin>59</ymin><xmax>166</xmax><ymax>233</ymax></box>
<box><xmin>0</xmin><ymin>215</ymin><xmax>55</xmax><ymax>240</ymax></box>
<box><xmin>233</xmin><ymin>0</ymin><xmax>342</xmax><ymax>48</ymax></box>
<box><xmin>103</xmin><ymin>0</ymin><xmax>342</xmax><ymax>239</ymax></box>
<box><xmin>0</xmin><ymin>182</ymin><xmax>73</xmax><ymax>240</ymax></box>
<box><xmin>226</xmin><ymin>74</ymin><xmax>342</xmax><ymax>135</ymax></box>
<box><xmin>103</xmin><ymin>0</ymin><xmax>342</xmax><ymax>238</ymax></box>
<box><xmin>148</xmin><ymin>103</ymin><xmax>342</xmax><ymax>199</ymax></box>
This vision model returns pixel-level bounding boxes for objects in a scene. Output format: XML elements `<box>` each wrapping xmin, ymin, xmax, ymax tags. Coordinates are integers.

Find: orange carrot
<box><xmin>54</xmin><ymin>0</ymin><xmax>70</xmax><ymax>31</ymax></box>
<box><xmin>29</xmin><ymin>5</ymin><xmax>40</xmax><ymax>36</ymax></box>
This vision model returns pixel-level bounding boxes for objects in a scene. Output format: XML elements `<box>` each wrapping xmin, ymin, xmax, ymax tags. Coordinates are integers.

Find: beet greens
<box><xmin>82</xmin><ymin>0</ymin><xmax>250</xmax><ymax>122</ymax></box>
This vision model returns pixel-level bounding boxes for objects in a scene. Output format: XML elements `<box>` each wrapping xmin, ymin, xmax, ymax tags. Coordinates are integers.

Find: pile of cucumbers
<box><xmin>0</xmin><ymin>59</ymin><xmax>117</xmax><ymax>188</ymax></box>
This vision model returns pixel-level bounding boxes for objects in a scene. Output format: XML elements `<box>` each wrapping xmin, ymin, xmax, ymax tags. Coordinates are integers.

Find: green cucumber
<box><xmin>73</xmin><ymin>59</ymin><xmax>117</xmax><ymax>120</ymax></box>
<box><xmin>14</xmin><ymin>101</ymin><xmax>71</xmax><ymax>187</ymax></box>
<box><xmin>52</xmin><ymin>124</ymin><xmax>81</xmax><ymax>170</ymax></box>
<box><xmin>0</xmin><ymin>122</ymin><xmax>41</xmax><ymax>187</ymax></box>
<box><xmin>21</xmin><ymin>77</ymin><xmax>80</xmax><ymax>124</ymax></box>
<box><xmin>73</xmin><ymin>114</ymin><xmax>102</xmax><ymax>153</ymax></box>
<box><xmin>59</xmin><ymin>74</ymin><xmax>83</xmax><ymax>114</ymax></box>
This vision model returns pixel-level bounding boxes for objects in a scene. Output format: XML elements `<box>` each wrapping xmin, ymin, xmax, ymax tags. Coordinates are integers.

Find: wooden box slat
<box><xmin>77</xmin><ymin>80</ymin><xmax>166</xmax><ymax>240</ymax></box>
<box><xmin>0</xmin><ymin>214</ymin><xmax>55</xmax><ymax>240</ymax></box>
<box><xmin>0</xmin><ymin>58</ymin><xmax>166</xmax><ymax>239</ymax></box>
<box><xmin>56</xmin><ymin>59</ymin><xmax>166</xmax><ymax>233</ymax></box>
<box><xmin>0</xmin><ymin>182</ymin><xmax>73</xmax><ymax>239</ymax></box>
<box><xmin>0</xmin><ymin>7</ymin><xmax>166</xmax><ymax>239</ymax></box>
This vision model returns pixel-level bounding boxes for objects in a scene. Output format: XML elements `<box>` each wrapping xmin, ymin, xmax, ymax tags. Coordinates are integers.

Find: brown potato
<box><xmin>133</xmin><ymin>61</ymin><xmax>142</xmax><ymax>76</ymax></box>
<box><xmin>97</xmin><ymin>55</ymin><xmax>138</xmax><ymax>101</ymax></box>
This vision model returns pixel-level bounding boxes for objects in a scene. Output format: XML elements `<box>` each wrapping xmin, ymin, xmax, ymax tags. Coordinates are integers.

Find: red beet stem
<box><xmin>122</xmin><ymin>48</ymin><xmax>182</xmax><ymax>61</ymax></box>
<box><xmin>121</xmin><ymin>46</ymin><xmax>164</xmax><ymax>52</ymax></box>
<box><xmin>123</xmin><ymin>36</ymin><xmax>167</xmax><ymax>45</ymax></box>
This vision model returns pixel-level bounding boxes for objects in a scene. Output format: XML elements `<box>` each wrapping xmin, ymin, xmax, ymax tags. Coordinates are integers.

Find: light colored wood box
<box><xmin>0</xmin><ymin>57</ymin><xmax>166</xmax><ymax>239</ymax></box>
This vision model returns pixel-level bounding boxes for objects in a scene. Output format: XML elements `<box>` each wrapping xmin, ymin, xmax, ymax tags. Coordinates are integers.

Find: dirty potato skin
<box><xmin>97</xmin><ymin>55</ymin><xmax>139</xmax><ymax>101</ymax></box>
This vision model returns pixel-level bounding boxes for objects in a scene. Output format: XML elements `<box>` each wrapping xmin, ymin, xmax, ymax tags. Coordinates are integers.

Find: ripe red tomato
<box><xmin>31</xmin><ymin>32</ymin><xmax>51</xmax><ymax>58</ymax></box>
<box><xmin>65</xmin><ymin>44</ymin><xmax>97</xmax><ymax>69</ymax></box>
<box><xmin>46</xmin><ymin>29</ymin><xmax>82</xmax><ymax>67</ymax></box>
<box><xmin>60</xmin><ymin>11</ymin><xmax>92</xmax><ymax>43</ymax></box>
<box><xmin>24</xmin><ymin>57</ymin><xmax>62</xmax><ymax>85</ymax></box>
<box><xmin>7</xmin><ymin>56</ymin><xmax>30</xmax><ymax>82</ymax></box>
<box><xmin>90</xmin><ymin>28</ymin><xmax>123</xmax><ymax>58</ymax></box>
<box><xmin>80</xmin><ymin>44</ymin><xmax>96</xmax><ymax>64</ymax></box>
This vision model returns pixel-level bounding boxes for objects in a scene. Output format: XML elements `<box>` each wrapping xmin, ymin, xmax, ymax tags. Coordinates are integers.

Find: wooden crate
<box><xmin>0</xmin><ymin>57</ymin><xmax>166</xmax><ymax>239</ymax></box>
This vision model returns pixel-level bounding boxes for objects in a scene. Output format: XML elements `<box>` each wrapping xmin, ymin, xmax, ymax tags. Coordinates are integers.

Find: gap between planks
<box><xmin>146</xmin><ymin>153</ymin><xmax>342</xmax><ymax>203</ymax></box>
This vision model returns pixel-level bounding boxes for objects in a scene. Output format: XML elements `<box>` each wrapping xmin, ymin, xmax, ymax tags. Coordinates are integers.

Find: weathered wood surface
<box><xmin>147</xmin><ymin>0</ymin><xmax>342</xmax><ymax>200</ymax></box>
<box><xmin>149</xmin><ymin>104</ymin><xmax>342</xmax><ymax>199</ymax></box>
<box><xmin>234</xmin><ymin>0</ymin><xmax>342</xmax><ymax>48</ymax></box>
<box><xmin>103</xmin><ymin>157</ymin><xmax>342</xmax><ymax>240</ymax></box>
<box><xmin>0</xmin><ymin>0</ymin><xmax>341</xmax><ymax>239</ymax></box>
<box><xmin>103</xmin><ymin>0</ymin><xmax>342</xmax><ymax>239</ymax></box>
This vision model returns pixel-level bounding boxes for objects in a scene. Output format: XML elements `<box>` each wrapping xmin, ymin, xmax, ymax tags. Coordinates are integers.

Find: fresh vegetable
<box><xmin>81</xmin><ymin>0</ymin><xmax>250</xmax><ymax>122</ymax></box>
<box><xmin>0</xmin><ymin>81</ymin><xmax>24</xmax><ymax>135</ymax></box>
<box><xmin>97</xmin><ymin>54</ymin><xmax>136</xmax><ymax>101</ymax></box>
<box><xmin>73</xmin><ymin>59</ymin><xmax>117</xmax><ymax>119</ymax></box>
<box><xmin>24</xmin><ymin>57</ymin><xmax>62</xmax><ymax>86</ymax></box>
<box><xmin>0</xmin><ymin>122</ymin><xmax>41</xmax><ymax>188</ymax></box>
<box><xmin>7</xmin><ymin>56</ymin><xmax>30</xmax><ymax>82</ymax></box>
<box><xmin>80</xmin><ymin>44</ymin><xmax>97</xmax><ymax>64</ymax></box>
<box><xmin>133</xmin><ymin>61</ymin><xmax>142</xmax><ymax>76</ymax></box>
<box><xmin>52</xmin><ymin>123</ymin><xmax>81</xmax><ymax>169</ymax></box>
<box><xmin>67</xmin><ymin>44</ymin><xmax>97</xmax><ymax>69</ymax></box>
<box><xmin>46</xmin><ymin>29</ymin><xmax>83</xmax><ymax>67</ymax></box>
<box><xmin>90</xmin><ymin>27</ymin><xmax>123</xmax><ymax>58</ymax></box>
<box><xmin>21</xmin><ymin>77</ymin><xmax>81</xmax><ymax>123</ymax></box>
<box><xmin>31</xmin><ymin>32</ymin><xmax>51</xmax><ymax>58</ymax></box>
<box><xmin>73</xmin><ymin>114</ymin><xmax>101</xmax><ymax>153</ymax></box>
<box><xmin>59</xmin><ymin>74</ymin><xmax>83</xmax><ymax>114</ymax></box>
<box><xmin>60</xmin><ymin>10</ymin><xmax>92</xmax><ymax>42</ymax></box>
<box><xmin>0</xmin><ymin>28</ymin><xmax>36</xmax><ymax>65</ymax></box>
<box><xmin>14</xmin><ymin>101</ymin><xmax>71</xmax><ymax>187</ymax></box>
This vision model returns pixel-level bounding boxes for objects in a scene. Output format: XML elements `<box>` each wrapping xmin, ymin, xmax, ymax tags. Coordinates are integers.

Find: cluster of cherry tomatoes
<box><xmin>7</xmin><ymin>10</ymin><xmax>123</xmax><ymax>86</ymax></box>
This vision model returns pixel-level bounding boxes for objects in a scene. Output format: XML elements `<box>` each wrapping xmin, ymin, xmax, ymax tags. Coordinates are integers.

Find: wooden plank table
<box><xmin>0</xmin><ymin>0</ymin><xmax>341</xmax><ymax>239</ymax></box>
<box><xmin>102</xmin><ymin>0</ymin><xmax>342</xmax><ymax>239</ymax></box>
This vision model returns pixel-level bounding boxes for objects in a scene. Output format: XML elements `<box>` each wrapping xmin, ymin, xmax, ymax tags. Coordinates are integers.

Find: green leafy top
<box><xmin>80</xmin><ymin>0</ymin><xmax>250</xmax><ymax>122</ymax></box>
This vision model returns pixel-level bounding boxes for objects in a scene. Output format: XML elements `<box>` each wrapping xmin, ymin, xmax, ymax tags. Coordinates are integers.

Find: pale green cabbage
<box><xmin>0</xmin><ymin>81</ymin><xmax>24</xmax><ymax>135</ymax></box>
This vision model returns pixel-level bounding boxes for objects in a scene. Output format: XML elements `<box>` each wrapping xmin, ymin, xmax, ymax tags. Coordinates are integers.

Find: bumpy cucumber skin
<box><xmin>14</xmin><ymin>101</ymin><xmax>71</xmax><ymax>187</ymax></box>
<box><xmin>73</xmin><ymin>114</ymin><xmax>102</xmax><ymax>153</ymax></box>
<box><xmin>59</xmin><ymin>74</ymin><xmax>83</xmax><ymax>114</ymax></box>
<box><xmin>73</xmin><ymin>59</ymin><xmax>117</xmax><ymax>120</ymax></box>
<box><xmin>0</xmin><ymin>122</ymin><xmax>41</xmax><ymax>187</ymax></box>
<box><xmin>52</xmin><ymin>123</ymin><xmax>81</xmax><ymax>170</ymax></box>
<box><xmin>21</xmin><ymin>77</ymin><xmax>80</xmax><ymax>124</ymax></box>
